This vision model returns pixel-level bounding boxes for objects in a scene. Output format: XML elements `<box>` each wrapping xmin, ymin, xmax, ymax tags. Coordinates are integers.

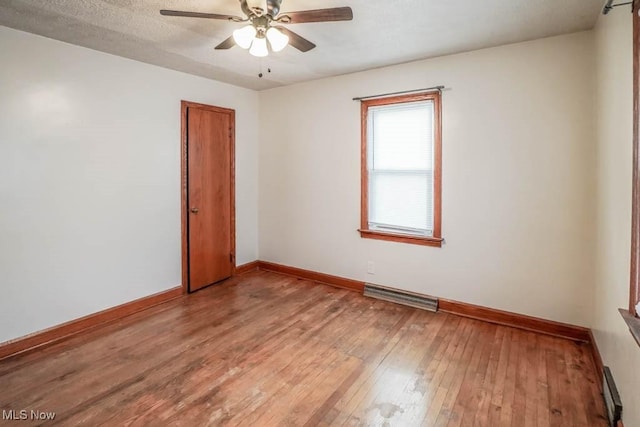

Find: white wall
<box><xmin>0</xmin><ymin>27</ymin><xmax>259</xmax><ymax>343</ymax></box>
<box><xmin>259</xmin><ymin>32</ymin><xmax>596</xmax><ymax>326</ymax></box>
<box><xmin>593</xmin><ymin>9</ymin><xmax>640</xmax><ymax>427</ymax></box>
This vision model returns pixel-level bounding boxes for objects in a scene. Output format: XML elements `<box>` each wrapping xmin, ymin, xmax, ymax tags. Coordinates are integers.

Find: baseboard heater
<box><xmin>602</xmin><ymin>366</ymin><xmax>623</xmax><ymax>427</ymax></box>
<box><xmin>363</xmin><ymin>283</ymin><xmax>438</xmax><ymax>312</ymax></box>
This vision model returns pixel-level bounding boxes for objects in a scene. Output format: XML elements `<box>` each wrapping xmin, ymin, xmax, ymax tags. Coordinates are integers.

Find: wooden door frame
<box><xmin>181</xmin><ymin>100</ymin><xmax>236</xmax><ymax>294</ymax></box>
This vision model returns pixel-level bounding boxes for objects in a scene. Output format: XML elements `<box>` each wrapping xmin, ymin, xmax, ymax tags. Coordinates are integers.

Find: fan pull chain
<box><xmin>258</xmin><ymin>59</ymin><xmax>271</xmax><ymax>78</ymax></box>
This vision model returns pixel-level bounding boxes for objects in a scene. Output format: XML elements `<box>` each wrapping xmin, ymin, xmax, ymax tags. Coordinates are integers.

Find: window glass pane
<box><xmin>369</xmin><ymin>171</ymin><xmax>433</xmax><ymax>233</ymax></box>
<box><xmin>369</xmin><ymin>101</ymin><xmax>434</xmax><ymax>171</ymax></box>
<box><xmin>366</xmin><ymin>98</ymin><xmax>436</xmax><ymax>236</ymax></box>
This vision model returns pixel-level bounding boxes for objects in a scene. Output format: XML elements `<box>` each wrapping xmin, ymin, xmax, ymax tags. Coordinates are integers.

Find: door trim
<box><xmin>181</xmin><ymin>100</ymin><xmax>236</xmax><ymax>294</ymax></box>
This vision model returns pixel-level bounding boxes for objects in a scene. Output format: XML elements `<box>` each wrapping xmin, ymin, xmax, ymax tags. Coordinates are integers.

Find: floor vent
<box><xmin>364</xmin><ymin>284</ymin><xmax>438</xmax><ymax>312</ymax></box>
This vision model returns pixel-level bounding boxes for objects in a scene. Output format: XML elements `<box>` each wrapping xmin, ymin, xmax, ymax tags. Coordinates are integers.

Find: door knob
<box><xmin>190</xmin><ymin>207</ymin><xmax>199</xmax><ymax>214</ymax></box>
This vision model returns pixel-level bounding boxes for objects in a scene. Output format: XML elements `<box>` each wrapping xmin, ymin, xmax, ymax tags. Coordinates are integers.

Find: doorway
<box><xmin>181</xmin><ymin>101</ymin><xmax>235</xmax><ymax>293</ymax></box>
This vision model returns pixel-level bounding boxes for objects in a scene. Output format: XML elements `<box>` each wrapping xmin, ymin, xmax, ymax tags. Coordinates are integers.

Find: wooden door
<box><xmin>182</xmin><ymin>101</ymin><xmax>235</xmax><ymax>293</ymax></box>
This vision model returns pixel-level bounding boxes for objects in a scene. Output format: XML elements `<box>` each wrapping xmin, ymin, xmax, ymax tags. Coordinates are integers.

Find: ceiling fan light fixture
<box><xmin>160</xmin><ymin>2</ymin><xmax>354</xmax><ymax>57</ymax></box>
<box><xmin>233</xmin><ymin>25</ymin><xmax>256</xmax><ymax>49</ymax></box>
<box><xmin>266</xmin><ymin>27</ymin><xmax>289</xmax><ymax>52</ymax></box>
<box><xmin>249</xmin><ymin>36</ymin><xmax>269</xmax><ymax>57</ymax></box>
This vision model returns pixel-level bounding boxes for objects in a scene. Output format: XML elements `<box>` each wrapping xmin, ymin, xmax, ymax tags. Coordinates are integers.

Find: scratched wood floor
<box><xmin>0</xmin><ymin>270</ymin><xmax>607</xmax><ymax>426</ymax></box>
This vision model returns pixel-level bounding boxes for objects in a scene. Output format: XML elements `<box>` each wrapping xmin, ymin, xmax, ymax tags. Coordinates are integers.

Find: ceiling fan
<box><xmin>160</xmin><ymin>0</ymin><xmax>353</xmax><ymax>57</ymax></box>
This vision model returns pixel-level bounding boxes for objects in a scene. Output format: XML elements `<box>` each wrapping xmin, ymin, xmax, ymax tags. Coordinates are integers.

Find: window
<box><xmin>359</xmin><ymin>92</ymin><xmax>443</xmax><ymax>247</ymax></box>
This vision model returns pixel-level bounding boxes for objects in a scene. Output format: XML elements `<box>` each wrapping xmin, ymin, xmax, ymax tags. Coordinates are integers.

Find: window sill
<box><xmin>619</xmin><ymin>309</ymin><xmax>640</xmax><ymax>348</ymax></box>
<box><xmin>358</xmin><ymin>229</ymin><xmax>443</xmax><ymax>247</ymax></box>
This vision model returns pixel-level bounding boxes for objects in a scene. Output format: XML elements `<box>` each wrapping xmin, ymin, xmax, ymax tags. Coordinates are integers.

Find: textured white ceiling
<box><xmin>0</xmin><ymin>0</ymin><xmax>604</xmax><ymax>90</ymax></box>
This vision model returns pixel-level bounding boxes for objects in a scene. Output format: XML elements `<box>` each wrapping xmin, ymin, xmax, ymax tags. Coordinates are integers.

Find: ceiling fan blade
<box><xmin>215</xmin><ymin>36</ymin><xmax>236</xmax><ymax>50</ymax></box>
<box><xmin>279</xmin><ymin>7</ymin><xmax>353</xmax><ymax>24</ymax></box>
<box><xmin>275</xmin><ymin>26</ymin><xmax>316</xmax><ymax>52</ymax></box>
<box><xmin>160</xmin><ymin>10</ymin><xmax>242</xmax><ymax>21</ymax></box>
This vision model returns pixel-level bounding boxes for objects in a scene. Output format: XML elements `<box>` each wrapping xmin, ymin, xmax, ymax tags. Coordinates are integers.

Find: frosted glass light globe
<box><xmin>233</xmin><ymin>25</ymin><xmax>256</xmax><ymax>49</ymax></box>
<box><xmin>266</xmin><ymin>27</ymin><xmax>289</xmax><ymax>52</ymax></box>
<box><xmin>249</xmin><ymin>36</ymin><xmax>269</xmax><ymax>57</ymax></box>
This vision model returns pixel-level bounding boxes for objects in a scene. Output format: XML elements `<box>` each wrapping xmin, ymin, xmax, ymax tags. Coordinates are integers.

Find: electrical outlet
<box><xmin>367</xmin><ymin>261</ymin><xmax>375</xmax><ymax>275</ymax></box>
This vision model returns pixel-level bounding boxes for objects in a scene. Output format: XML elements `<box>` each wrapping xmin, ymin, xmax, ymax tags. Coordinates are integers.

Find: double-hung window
<box><xmin>359</xmin><ymin>92</ymin><xmax>443</xmax><ymax>247</ymax></box>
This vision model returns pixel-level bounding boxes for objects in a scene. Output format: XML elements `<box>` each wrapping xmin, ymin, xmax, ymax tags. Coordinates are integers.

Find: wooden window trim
<box><xmin>630</xmin><ymin>1</ymin><xmax>640</xmax><ymax>317</ymax></box>
<box><xmin>359</xmin><ymin>91</ymin><xmax>443</xmax><ymax>248</ymax></box>
<box><xmin>623</xmin><ymin>0</ymin><xmax>640</xmax><ymax>346</ymax></box>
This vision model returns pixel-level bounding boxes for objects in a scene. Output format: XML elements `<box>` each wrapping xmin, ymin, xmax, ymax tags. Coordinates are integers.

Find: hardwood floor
<box><xmin>0</xmin><ymin>271</ymin><xmax>607</xmax><ymax>426</ymax></box>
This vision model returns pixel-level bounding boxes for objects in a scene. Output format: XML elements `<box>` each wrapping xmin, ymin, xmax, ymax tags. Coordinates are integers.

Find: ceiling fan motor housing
<box><xmin>241</xmin><ymin>0</ymin><xmax>282</xmax><ymax>18</ymax></box>
<box><xmin>252</xmin><ymin>16</ymin><xmax>270</xmax><ymax>32</ymax></box>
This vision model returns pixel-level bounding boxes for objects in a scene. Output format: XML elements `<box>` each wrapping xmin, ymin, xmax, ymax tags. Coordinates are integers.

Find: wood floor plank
<box><xmin>471</xmin><ymin>326</ymin><xmax>506</xmax><ymax>426</ymax></box>
<box><xmin>498</xmin><ymin>327</ymin><xmax>521</xmax><ymax>426</ymax></box>
<box><xmin>63</xmin><ymin>277</ymin><xmax>338</xmax><ymax>425</ymax></box>
<box><xmin>435</xmin><ymin>318</ymin><xmax>486</xmax><ymax>427</ymax></box>
<box><xmin>545</xmin><ymin>336</ymin><xmax>572</xmax><ymax>427</ymax></box>
<box><xmin>535</xmin><ymin>335</ymin><xmax>551</xmax><ymax>427</ymax></box>
<box><xmin>336</xmin><ymin>311</ymin><xmax>448</xmax><ymax>426</ymax></box>
<box><xmin>522</xmin><ymin>332</ymin><xmax>538</xmax><ymax>427</ymax></box>
<box><xmin>512</xmin><ymin>330</ymin><xmax>529</xmax><ymax>427</ymax></box>
<box><xmin>581</xmin><ymin>342</ymin><xmax>607</xmax><ymax>422</ymax></box>
<box><xmin>399</xmin><ymin>315</ymin><xmax>463</xmax><ymax>425</ymax></box>
<box><xmin>303</xmin><ymin>309</ymin><xmax>433</xmax><ymax>426</ymax></box>
<box><xmin>197</xmin><ymin>292</ymin><xmax>368</xmax><ymax>425</ymax></box>
<box><xmin>30</xmin><ymin>275</ymin><xmax>323</xmax><ymax>424</ymax></box>
<box><xmin>0</xmin><ymin>271</ymin><xmax>608</xmax><ymax>427</ymax></box>
<box><xmin>330</xmin><ymin>310</ymin><xmax>416</xmax><ymax>426</ymax></box>
<box><xmin>370</xmin><ymin>311</ymin><xmax>449</xmax><ymax>426</ymax></box>
<box><xmin>487</xmin><ymin>327</ymin><xmax>513</xmax><ymax>426</ymax></box>
<box><xmin>451</xmin><ymin>322</ymin><xmax>494</xmax><ymax>427</ymax></box>
<box><xmin>317</xmin><ymin>309</ymin><xmax>418</xmax><ymax>425</ymax></box>
<box><xmin>421</xmin><ymin>318</ymin><xmax>475</xmax><ymax>425</ymax></box>
<box><xmin>431</xmin><ymin>318</ymin><xmax>479</xmax><ymax>426</ymax></box>
<box><xmin>0</xmin><ymin>274</ymin><xmax>292</xmax><ymax>394</ymax></box>
<box><xmin>563</xmin><ymin>340</ymin><xmax>608</xmax><ymax>426</ymax></box>
<box><xmin>345</xmin><ymin>311</ymin><xmax>443</xmax><ymax>426</ymax></box>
